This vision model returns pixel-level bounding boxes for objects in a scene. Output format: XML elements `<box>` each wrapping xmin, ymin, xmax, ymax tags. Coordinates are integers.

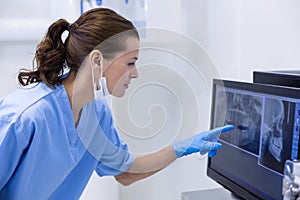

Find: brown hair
<box><xmin>18</xmin><ymin>8</ymin><xmax>139</xmax><ymax>88</ymax></box>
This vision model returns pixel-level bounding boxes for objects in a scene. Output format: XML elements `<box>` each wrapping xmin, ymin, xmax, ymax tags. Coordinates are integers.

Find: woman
<box><xmin>0</xmin><ymin>8</ymin><xmax>233</xmax><ymax>199</ymax></box>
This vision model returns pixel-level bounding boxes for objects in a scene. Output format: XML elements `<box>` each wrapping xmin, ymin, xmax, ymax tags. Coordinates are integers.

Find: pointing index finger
<box><xmin>207</xmin><ymin>125</ymin><xmax>235</xmax><ymax>139</ymax></box>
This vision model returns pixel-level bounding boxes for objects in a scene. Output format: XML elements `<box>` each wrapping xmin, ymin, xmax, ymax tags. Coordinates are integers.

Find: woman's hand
<box><xmin>172</xmin><ymin>125</ymin><xmax>235</xmax><ymax>158</ymax></box>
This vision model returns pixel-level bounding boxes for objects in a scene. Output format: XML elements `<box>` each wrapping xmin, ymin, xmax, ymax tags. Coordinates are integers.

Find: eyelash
<box><xmin>128</xmin><ymin>63</ymin><xmax>135</xmax><ymax>67</ymax></box>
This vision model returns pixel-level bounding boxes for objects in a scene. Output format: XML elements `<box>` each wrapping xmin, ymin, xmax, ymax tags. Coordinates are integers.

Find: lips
<box><xmin>124</xmin><ymin>82</ymin><xmax>130</xmax><ymax>88</ymax></box>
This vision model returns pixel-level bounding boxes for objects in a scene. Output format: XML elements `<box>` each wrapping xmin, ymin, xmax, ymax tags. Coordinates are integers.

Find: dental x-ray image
<box><xmin>213</xmin><ymin>88</ymin><xmax>263</xmax><ymax>155</ymax></box>
<box><xmin>259</xmin><ymin>98</ymin><xmax>294</xmax><ymax>174</ymax></box>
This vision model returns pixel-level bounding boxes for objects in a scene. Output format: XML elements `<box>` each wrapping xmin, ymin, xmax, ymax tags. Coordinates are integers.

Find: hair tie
<box><xmin>67</xmin><ymin>24</ymin><xmax>72</xmax><ymax>32</ymax></box>
<box><xmin>67</xmin><ymin>23</ymin><xmax>79</xmax><ymax>32</ymax></box>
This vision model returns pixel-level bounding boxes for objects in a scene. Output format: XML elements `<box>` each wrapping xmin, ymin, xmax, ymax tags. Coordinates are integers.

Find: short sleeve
<box><xmin>94</xmin><ymin>101</ymin><xmax>135</xmax><ymax>176</ymax></box>
<box><xmin>95</xmin><ymin>127</ymin><xmax>135</xmax><ymax>176</ymax></box>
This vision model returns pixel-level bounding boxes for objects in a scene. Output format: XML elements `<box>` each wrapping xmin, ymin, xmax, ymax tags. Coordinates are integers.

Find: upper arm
<box><xmin>93</xmin><ymin>100</ymin><xmax>135</xmax><ymax>177</ymax></box>
<box><xmin>94</xmin><ymin>126</ymin><xmax>135</xmax><ymax>177</ymax></box>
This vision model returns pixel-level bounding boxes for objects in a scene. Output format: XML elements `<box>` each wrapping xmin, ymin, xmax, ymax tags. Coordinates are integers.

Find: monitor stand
<box><xmin>181</xmin><ymin>187</ymin><xmax>241</xmax><ymax>200</ymax></box>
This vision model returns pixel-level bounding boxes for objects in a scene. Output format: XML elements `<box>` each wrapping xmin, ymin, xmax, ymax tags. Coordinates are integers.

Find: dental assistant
<box><xmin>0</xmin><ymin>8</ymin><xmax>234</xmax><ymax>199</ymax></box>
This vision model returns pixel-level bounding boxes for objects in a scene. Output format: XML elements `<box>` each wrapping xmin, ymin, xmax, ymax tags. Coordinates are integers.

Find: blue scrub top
<box><xmin>0</xmin><ymin>82</ymin><xmax>135</xmax><ymax>199</ymax></box>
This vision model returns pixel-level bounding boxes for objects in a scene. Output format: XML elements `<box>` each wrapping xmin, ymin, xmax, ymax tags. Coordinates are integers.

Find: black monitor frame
<box><xmin>253</xmin><ymin>70</ymin><xmax>300</xmax><ymax>88</ymax></box>
<box><xmin>207</xmin><ymin>79</ymin><xmax>300</xmax><ymax>200</ymax></box>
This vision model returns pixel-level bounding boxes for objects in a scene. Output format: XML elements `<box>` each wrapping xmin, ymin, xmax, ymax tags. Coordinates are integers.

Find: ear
<box><xmin>89</xmin><ymin>50</ymin><xmax>103</xmax><ymax>69</ymax></box>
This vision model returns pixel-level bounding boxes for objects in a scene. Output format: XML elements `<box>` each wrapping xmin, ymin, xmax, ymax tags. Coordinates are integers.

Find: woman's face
<box><xmin>103</xmin><ymin>37</ymin><xmax>139</xmax><ymax>97</ymax></box>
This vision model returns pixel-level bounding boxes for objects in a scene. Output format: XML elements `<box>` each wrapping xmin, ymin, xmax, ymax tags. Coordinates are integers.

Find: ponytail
<box><xmin>18</xmin><ymin>19</ymin><xmax>69</xmax><ymax>88</ymax></box>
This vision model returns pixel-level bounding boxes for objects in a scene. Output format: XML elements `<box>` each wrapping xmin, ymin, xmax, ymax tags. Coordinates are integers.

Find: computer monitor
<box><xmin>253</xmin><ymin>70</ymin><xmax>300</xmax><ymax>88</ymax></box>
<box><xmin>207</xmin><ymin>79</ymin><xmax>300</xmax><ymax>200</ymax></box>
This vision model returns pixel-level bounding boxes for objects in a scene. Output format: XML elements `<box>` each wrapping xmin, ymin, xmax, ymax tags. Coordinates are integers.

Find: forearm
<box><xmin>128</xmin><ymin>145</ymin><xmax>177</xmax><ymax>173</ymax></box>
<box><xmin>115</xmin><ymin>125</ymin><xmax>234</xmax><ymax>186</ymax></box>
<box><xmin>115</xmin><ymin>145</ymin><xmax>177</xmax><ymax>185</ymax></box>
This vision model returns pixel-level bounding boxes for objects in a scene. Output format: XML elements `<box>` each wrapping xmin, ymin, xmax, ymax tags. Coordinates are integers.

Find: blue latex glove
<box><xmin>172</xmin><ymin>125</ymin><xmax>235</xmax><ymax>158</ymax></box>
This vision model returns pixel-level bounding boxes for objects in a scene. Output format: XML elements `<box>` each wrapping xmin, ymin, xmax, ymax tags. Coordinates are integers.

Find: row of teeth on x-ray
<box><xmin>223</xmin><ymin>93</ymin><xmax>285</xmax><ymax>162</ymax></box>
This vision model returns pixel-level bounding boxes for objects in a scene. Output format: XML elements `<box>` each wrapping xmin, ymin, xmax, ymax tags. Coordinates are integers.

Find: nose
<box><xmin>130</xmin><ymin>66</ymin><xmax>139</xmax><ymax>79</ymax></box>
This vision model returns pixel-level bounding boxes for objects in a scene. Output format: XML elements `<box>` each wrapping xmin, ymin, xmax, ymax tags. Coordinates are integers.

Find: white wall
<box><xmin>239</xmin><ymin>0</ymin><xmax>300</xmax><ymax>81</ymax></box>
<box><xmin>182</xmin><ymin>0</ymin><xmax>241</xmax><ymax>81</ymax></box>
<box><xmin>182</xmin><ymin>0</ymin><xmax>300</xmax><ymax>82</ymax></box>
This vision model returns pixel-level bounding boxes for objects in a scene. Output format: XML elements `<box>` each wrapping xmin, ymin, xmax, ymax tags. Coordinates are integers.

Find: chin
<box><xmin>112</xmin><ymin>91</ymin><xmax>126</xmax><ymax>98</ymax></box>
<box><xmin>110</xmin><ymin>86</ymin><xmax>127</xmax><ymax>97</ymax></box>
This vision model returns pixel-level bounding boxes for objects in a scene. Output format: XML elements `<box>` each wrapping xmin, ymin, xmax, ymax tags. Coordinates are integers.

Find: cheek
<box><xmin>110</xmin><ymin>69</ymin><xmax>126</xmax><ymax>84</ymax></box>
<box><xmin>105</xmin><ymin>69</ymin><xmax>128</xmax><ymax>93</ymax></box>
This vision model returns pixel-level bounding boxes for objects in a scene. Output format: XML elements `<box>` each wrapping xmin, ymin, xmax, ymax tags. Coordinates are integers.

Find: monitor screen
<box><xmin>207</xmin><ymin>79</ymin><xmax>300</xmax><ymax>200</ymax></box>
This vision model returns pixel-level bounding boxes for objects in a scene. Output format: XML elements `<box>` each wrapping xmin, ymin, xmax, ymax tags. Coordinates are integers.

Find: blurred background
<box><xmin>1</xmin><ymin>0</ymin><xmax>300</xmax><ymax>199</ymax></box>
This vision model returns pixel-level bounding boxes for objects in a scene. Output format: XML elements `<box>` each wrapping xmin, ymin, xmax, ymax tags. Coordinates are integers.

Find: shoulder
<box><xmin>0</xmin><ymin>83</ymin><xmax>69</xmax><ymax>141</ymax></box>
<box><xmin>94</xmin><ymin>99</ymin><xmax>111</xmax><ymax>114</ymax></box>
<box><xmin>0</xmin><ymin>82</ymin><xmax>65</xmax><ymax>121</ymax></box>
<box><xmin>94</xmin><ymin>99</ymin><xmax>114</xmax><ymax>124</ymax></box>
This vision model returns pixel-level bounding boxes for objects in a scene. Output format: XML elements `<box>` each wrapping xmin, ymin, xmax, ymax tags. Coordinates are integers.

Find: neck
<box><xmin>62</xmin><ymin>71</ymin><xmax>92</xmax><ymax>125</ymax></box>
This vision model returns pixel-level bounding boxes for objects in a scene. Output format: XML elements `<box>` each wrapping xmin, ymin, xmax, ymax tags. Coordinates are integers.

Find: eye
<box><xmin>127</xmin><ymin>62</ymin><xmax>135</xmax><ymax>67</ymax></box>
